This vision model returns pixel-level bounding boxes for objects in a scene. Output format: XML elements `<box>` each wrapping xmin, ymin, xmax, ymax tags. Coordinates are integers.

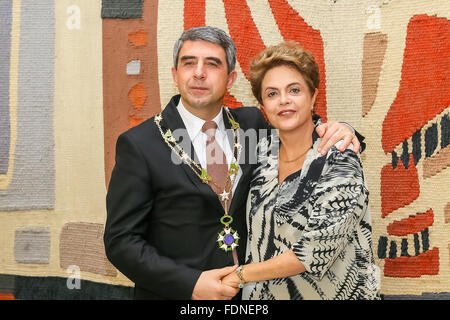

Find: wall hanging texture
<box><xmin>0</xmin><ymin>0</ymin><xmax>55</xmax><ymax>210</ymax></box>
<box><xmin>0</xmin><ymin>0</ymin><xmax>449</xmax><ymax>300</ymax></box>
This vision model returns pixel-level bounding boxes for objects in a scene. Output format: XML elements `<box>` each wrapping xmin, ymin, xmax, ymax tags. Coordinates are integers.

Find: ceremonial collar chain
<box><xmin>154</xmin><ymin>107</ymin><xmax>242</xmax><ymax>253</ymax></box>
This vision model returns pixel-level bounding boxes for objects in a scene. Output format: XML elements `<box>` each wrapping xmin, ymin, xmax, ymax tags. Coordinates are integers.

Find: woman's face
<box><xmin>260</xmin><ymin>64</ymin><xmax>317</xmax><ymax>133</ymax></box>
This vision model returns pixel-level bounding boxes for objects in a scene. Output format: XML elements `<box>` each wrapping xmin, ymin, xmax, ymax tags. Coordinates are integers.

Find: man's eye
<box><xmin>183</xmin><ymin>61</ymin><xmax>194</xmax><ymax>66</ymax></box>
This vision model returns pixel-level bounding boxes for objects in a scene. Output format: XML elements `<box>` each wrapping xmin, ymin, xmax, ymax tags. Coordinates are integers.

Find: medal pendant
<box><xmin>217</xmin><ymin>228</ymin><xmax>239</xmax><ymax>252</ymax></box>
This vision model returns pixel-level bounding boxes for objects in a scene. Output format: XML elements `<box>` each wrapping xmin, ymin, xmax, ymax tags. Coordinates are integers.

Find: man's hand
<box><xmin>221</xmin><ymin>269</ymin><xmax>240</xmax><ymax>288</ymax></box>
<box><xmin>192</xmin><ymin>266</ymin><xmax>239</xmax><ymax>300</ymax></box>
<box><xmin>316</xmin><ymin>121</ymin><xmax>360</xmax><ymax>155</ymax></box>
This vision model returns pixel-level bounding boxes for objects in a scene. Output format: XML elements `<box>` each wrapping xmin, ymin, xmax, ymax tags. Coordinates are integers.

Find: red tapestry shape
<box><xmin>380</xmin><ymin>154</ymin><xmax>420</xmax><ymax>218</ymax></box>
<box><xmin>382</xmin><ymin>15</ymin><xmax>450</xmax><ymax>154</ymax></box>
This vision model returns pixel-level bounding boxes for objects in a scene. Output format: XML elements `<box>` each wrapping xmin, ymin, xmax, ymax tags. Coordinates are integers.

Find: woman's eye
<box><xmin>267</xmin><ymin>91</ymin><xmax>276</xmax><ymax>98</ymax></box>
<box><xmin>290</xmin><ymin>87</ymin><xmax>300</xmax><ymax>94</ymax></box>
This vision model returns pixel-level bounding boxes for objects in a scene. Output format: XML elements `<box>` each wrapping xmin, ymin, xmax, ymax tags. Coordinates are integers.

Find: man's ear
<box><xmin>171</xmin><ymin>67</ymin><xmax>178</xmax><ymax>87</ymax></box>
<box><xmin>226</xmin><ymin>70</ymin><xmax>238</xmax><ymax>90</ymax></box>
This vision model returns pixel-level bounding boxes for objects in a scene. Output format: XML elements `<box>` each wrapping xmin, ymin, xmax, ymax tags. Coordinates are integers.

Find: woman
<box><xmin>222</xmin><ymin>41</ymin><xmax>380</xmax><ymax>300</ymax></box>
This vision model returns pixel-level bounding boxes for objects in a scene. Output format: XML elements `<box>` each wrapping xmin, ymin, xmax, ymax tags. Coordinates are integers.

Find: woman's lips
<box><xmin>278</xmin><ymin>109</ymin><xmax>296</xmax><ymax>116</ymax></box>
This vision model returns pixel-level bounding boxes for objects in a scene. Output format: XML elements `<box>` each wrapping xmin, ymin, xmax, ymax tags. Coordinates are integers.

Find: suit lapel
<box><xmin>159</xmin><ymin>96</ymin><xmax>224</xmax><ymax>214</ymax></box>
<box><xmin>223</xmin><ymin>108</ymin><xmax>253</xmax><ymax>216</ymax></box>
<box><xmin>159</xmin><ymin>99</ymin><xmax>254</xmax><ymax>217</ymax></box>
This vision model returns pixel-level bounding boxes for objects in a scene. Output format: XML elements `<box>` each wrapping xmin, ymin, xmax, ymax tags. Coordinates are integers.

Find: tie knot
<box><xmin>202</xmin><ymin>121</ymin><xmax>218</xmax><ymax>138</ymax></box>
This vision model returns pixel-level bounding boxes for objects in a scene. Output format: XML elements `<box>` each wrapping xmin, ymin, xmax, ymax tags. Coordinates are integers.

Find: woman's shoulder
<box><xmin>315</xmin><ymin>143</ymin><xmax>366</xmax><ymax>189</ymax></box>
<box><xmin>325</xmin><ymin>144</ymin><xmax>362</xmax><ymax>168</ymax></box>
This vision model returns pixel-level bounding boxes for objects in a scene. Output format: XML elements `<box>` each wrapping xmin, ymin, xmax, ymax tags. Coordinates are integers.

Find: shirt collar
<box><xmin>177</xmin><ymin>99</ymin><xmax>225</xmax><ymax>140</ymax></box>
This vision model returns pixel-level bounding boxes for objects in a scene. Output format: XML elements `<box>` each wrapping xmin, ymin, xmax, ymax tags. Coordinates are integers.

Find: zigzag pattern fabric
<box><xmin>243</xmin><ymin>131</ymin><xmax>380</xmax><ymax>300</ymax></box>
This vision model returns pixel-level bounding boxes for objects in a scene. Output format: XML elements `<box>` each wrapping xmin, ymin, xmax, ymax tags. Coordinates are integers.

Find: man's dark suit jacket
<box><xmin>104</xmin><ymin>94</ymin><xmax>268</xmax><ymax>299</ymax></box>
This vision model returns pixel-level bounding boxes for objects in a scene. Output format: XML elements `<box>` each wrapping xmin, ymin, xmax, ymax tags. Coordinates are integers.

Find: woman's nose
<box><xmin>279</xmin><ymin>91</ymin><xmax>290</xmax><ymax>105</ymax></box>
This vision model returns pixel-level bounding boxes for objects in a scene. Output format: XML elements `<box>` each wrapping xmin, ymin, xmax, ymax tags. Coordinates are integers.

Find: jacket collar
<box><xmin>158</xmin><ymin>95</ymin><xmax>247</xmax><ymax>216</ymax></box>
<box><xmin>159</xmin><ymin>95</ymin><xmax>186</xmax><ymax>131</ymax></box>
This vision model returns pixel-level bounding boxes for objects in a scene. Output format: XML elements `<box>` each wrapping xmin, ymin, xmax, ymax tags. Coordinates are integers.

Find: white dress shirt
<box><xmin>177</xmin><ymin>100</ymin><xmax>243</xmax><ymax>197</ymax></box>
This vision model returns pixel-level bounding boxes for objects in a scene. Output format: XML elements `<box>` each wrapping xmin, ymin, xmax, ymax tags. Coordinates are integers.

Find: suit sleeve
<box><xmin>355</xmin><ymin>129</ymin><xmax>366</xmax><ymax>153</ymax></box>
<box><xmin>104</xmin><ymin>133</ymin><xmax>202</xmax><ymax>299</ymax></box>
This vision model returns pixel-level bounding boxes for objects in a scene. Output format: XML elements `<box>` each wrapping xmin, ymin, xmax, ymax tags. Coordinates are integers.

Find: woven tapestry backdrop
<box><xmin>0</xmin><ymin>0</ymin><xmax>449</xmax><ymax>299</ymax></box>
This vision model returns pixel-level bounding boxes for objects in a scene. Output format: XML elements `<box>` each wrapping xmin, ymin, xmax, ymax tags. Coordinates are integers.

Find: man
<box><xmin>104</xmin><ymin>26</ymin><xmax>362</xmax><ymax>300</ymax></box>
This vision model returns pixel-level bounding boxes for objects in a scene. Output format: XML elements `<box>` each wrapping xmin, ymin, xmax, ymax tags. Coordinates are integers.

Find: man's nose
<box><xmin>193</xmin><ymin>63</ymin><xmax>206</xmax><ymax>79</ymax></box>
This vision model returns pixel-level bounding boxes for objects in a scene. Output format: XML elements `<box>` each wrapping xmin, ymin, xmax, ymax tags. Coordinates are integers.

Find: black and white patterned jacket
<box><xmin>243</xmin><ymin>129</ymin><xmax>380</xmax><ymax>300</ymax></box>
